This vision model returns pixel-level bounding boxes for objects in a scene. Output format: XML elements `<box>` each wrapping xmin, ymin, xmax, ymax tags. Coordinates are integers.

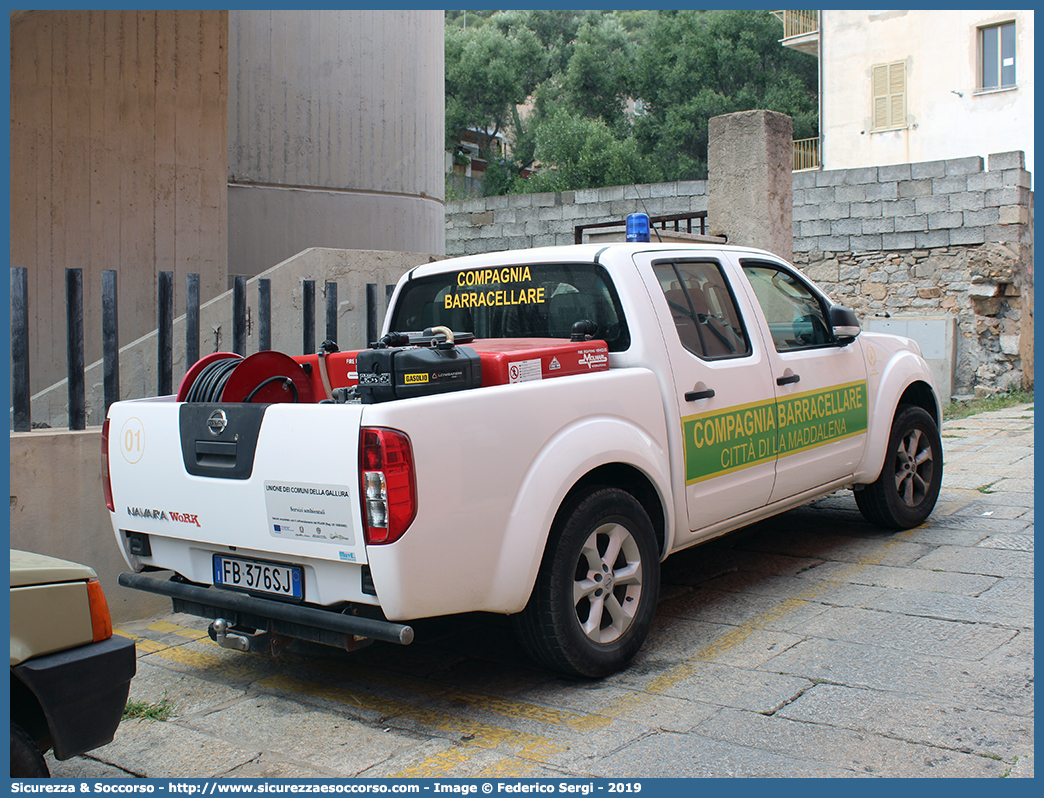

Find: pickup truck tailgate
<box><xmin>107</xmin><ymin>399</ymin><xmax>368</xmax><ymax>567</ymax></box>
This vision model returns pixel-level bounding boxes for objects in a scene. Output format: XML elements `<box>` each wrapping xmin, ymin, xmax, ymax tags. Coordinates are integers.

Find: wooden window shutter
<box><xmin>888</xmin><ymin>62</ymin><xmax>906</xmax><ymax>126</ymax></box>
<box><xmin>872</xmin><ymin>61</ymin><xmax>906</xmax><ymax>129</ymax></box>
<box><xmin>872</xmin><ymin>65</ymin><xmax>889</xmax><ymax>129</ymax></box>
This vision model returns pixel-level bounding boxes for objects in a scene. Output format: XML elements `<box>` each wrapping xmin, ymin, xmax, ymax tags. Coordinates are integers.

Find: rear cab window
<box><xmin>390</xmin><ymin>263</ymin><xmax>631</xmax><ymax>351</ymax></box>
<box><xmin>653</xmin><ymin>259</ymin><xmax>751</xmax><ymax>360</ymax></box>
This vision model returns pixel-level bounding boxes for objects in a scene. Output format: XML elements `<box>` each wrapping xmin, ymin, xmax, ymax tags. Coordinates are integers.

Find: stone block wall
<box><xmin>792</xmin><ymin>152</ymin><xmax>1033</xmax><ymax>397</ymax></box>
<box><xmin>797</xmin><ymin>243</ymin><xmax>1028</xmax><ymax>396</ymax></box>
<box><xmin>792</xmin><ymin>152</ymin><xmax>1031</xmax><ymax>253</ymax></box>
<box><xmin>446</xmin><ymin>182</ymin><xmax>708</xmax><ymax>256</ymax></box>
<box><xmin>445</xmin><ymin>151</ymin><xmax>1032</xmax><ymax>397</ymax></box>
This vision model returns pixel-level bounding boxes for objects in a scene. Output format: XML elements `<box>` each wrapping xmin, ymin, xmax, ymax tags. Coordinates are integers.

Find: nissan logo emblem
<box><xmin>207</xmin><ymin>409</ymin><xmax>228</xmax><ymax>436</ymax></box>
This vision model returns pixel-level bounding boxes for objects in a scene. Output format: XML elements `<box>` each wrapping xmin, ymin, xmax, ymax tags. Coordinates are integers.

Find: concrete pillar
<box><xmin>227</xmin><ymin>10</ymin><xmax>446</xmax><ymax>283</ymax></box>
<box><xmin>707</xmin><ymin>110</ymin><xmax>794</xmax><ymax>262</ymax></box>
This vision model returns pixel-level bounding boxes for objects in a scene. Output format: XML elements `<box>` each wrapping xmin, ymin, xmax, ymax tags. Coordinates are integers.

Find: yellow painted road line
<box><xmin>289</xmin><ymin>648</ymin><xmax>613</xmax><ymax>733</ymax></box>
<box><xmin>256</xmin><ymin>673</ymin><xmax>565</xmax><ymax>765</ymax></box>
<box><xmin>392</xmin><ymin>745</ymin><xmax>481</xmax><ymax>779</ymax></box>
<box><xmin>122</xmin><ymin>621</ymin><xmax>612</xmax><ymax>737</ymax></box>
<box><xmin>475</xmin><ymin>756</ymin><xmax>544</xmax><ymax>779</ymax></box>
<box><xmin>147</xmin><ymin>620</ymin><xmax>210</xmax><ymax>639</ymax></box>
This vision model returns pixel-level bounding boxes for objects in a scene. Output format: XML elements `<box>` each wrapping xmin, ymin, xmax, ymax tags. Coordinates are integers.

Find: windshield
<box><xmin>389</xmin><ymin>262</ymin><xmax>631</xmax><ymax>351</ymax></box>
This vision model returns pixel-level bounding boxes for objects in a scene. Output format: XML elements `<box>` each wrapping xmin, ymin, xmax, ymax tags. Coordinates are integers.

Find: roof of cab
<box><xmin>404</xmin><ymin>242</ymin><xmax>783</xmax><ymax>281</ymax></box>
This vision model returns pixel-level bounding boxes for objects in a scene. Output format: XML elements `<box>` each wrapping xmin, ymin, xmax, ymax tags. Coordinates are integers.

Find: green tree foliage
<box><xmin>559</xmin><ymin>15</ymin><xmax>636</xmax><ymax>133</ymax></box>
<box><xmin>444</xmin><ymin>18</ymin><xmax>546</xmax><ymax>159</ymax></box>
<box><xmin>445</xmin><ymin>9</ymin><xmax>818</xmax><ymax>194</ymax></box>
<box><xmin>633</xmin><ymin>10</ymin><xmax>818</xmax><ymax>180</ymax></box>
<box><xmin>522</xmin><ymin>108</ymin><xmax>651</xmax><ymax>194</ymax></box>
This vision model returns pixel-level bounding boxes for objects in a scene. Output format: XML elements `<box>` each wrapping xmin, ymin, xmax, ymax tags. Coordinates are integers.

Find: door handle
<box><xmin>685</xmin><ymin>388</ymin><xmax>716</xmax><ymax>401</ymax></box>
<box><xmin>776</xmin><ymin>374</ymin><xmax>801</xmax><ymax>386</ymax></box>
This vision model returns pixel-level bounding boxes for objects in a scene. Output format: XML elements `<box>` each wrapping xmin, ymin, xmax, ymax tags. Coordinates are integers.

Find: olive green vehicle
<box><xmin>10</xmin><ymin>550</ymin><xmax>136</xmax><ymax>778</ymax></box>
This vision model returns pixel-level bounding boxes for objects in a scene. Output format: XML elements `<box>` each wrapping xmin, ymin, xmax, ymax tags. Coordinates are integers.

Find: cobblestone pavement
<box><xmin>50</xmin><ymin>404</ymin><xmax>1033</xmax><ymax>779</ymax></box>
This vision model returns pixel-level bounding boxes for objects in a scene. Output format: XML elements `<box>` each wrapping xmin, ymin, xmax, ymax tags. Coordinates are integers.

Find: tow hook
<box><xmin>209</xmin><ymin>618</ymin><xmax>251</xmax><ymax>651</ymax></box>
<box><xmin>209</xmin><ymin>618</ymin><xmax>293</xmax><ymax>655</ymax></box>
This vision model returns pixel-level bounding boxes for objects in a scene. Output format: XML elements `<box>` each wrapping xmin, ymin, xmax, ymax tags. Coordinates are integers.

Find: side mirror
<box><xmin>828</xmin><ymin>305</ymin><xmax>860</xmax><ymax>345</ymax></box>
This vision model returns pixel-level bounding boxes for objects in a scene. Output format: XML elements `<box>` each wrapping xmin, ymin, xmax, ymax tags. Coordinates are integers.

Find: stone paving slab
<box><xmin>775</xmin><ymin>682</ymin><xmax>1034</xmax><ymax>762</ymax></box>
<box><xmin>47</xmin><ymin>403</ymin><xmax>1033</xmax><ymax>779</ymax></box>
<box><xmin>635</xmin><ymin>614</ymin><xmax>806</xmax><ymax>670</ymax></box>
<box><xmin>593</xmin><ymin>731</ymin><xmax>859</xmax><ymax>778</ymax></box>
<box><xmin>789</xmin><ymin>605</ymin><xmax>1018</xmax><ymax>659</ymax></box>
<box><xmin>657</xmin><ymin>585</ymin><xmax>832</xmax><ymax>630</ymax></box>
<box><xmin>614</xmin><ymin>660</ymin><xmax>812</xmax><ymax>716</ymax></box>
<box><xmin>796</xmin><ymin>559</ymin><xmax>1000</xmax><ymax>595</ymax></box>
<box><xmin>699</xmin><ymin>570</ymin><xmax>889</xmax><ymax>607</ymax></box>
<box><xmin>859</xmin><ymin>585</ymin><xmax>1033</xmax><ymax>627</ymax></box>
<box><xmin>694</xmin><ymin>707</ymin><xmax>1008</xmax><ymax>778</ymax></box>
<box><xmin>979</xmin><ymin>576</ymin><xmax>1035</xmax><ymax>605</ymax></box>
<box><xmin>185</xmin><ymin>693</ymin><xmax>433</xmax><ymax>776</ymax></box>
<box><xmin>981</xmin><ymin>629</ymin><xmax>1034</xmax><ymax>674</ymax></box>
<box><xmin>88</xmin><ymin>718</ymin><xmax>265</xmax><ymax>779</ymax></box>
<box><xmin>913</xmin><ymin>544</ymin><xmax>1034</xmax><ymax>577</ymax></box>
<box><xmin>743</xmin><ymin>532</ymin><xmax>935</xmax><ymax>568</ymax></box>
<box><xmin>128</xmin><ymin>659</ymin><xmax>247</xmax><ymax>717</ymax></box>
<box><xmin>765</xmin><ymin>638</ymin><xmax>1033</xmax><ymax>716</ymax></box>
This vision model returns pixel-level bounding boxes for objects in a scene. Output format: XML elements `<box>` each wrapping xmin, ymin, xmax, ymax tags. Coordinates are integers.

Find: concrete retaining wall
<box><xmin>9</xmin><ymin>429</ymin><xmax>169</xmax><ymax>623</ymax></box>
<box><xmin>22</xmin><ymin>248</ymin><xmax>441</xmax><ymax>430</ymax></box>
<box><xmin>227</xmin><ymin>10</ymin><xmax>446</xmax><ymax>280</ymax></box>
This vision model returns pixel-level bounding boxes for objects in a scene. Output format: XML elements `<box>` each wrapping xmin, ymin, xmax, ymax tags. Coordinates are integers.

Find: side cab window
<box><xmin>741</xmin><ymin>262</ymin><xmax>834</xmax><ymax>351</ymax></box>
<box><xmin>653</xmin><ymin>260</ymin><xmax>750</xmax><ymax>359</ymax></box>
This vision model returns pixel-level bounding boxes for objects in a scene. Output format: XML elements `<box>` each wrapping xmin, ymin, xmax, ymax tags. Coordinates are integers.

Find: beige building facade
<box><xmin>781</xmin><ymin>10</ymin><xmax>1034</xmax><ymax>182</ymax></box>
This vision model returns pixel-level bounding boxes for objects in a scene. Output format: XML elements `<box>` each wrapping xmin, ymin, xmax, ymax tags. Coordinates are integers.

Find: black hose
<box><xmin>185</xmin><ymin>357</ymin><xmax>241</xmax><ymax>403</ymax></box>
<box><xmin>243</xmin><ymin>376</ymin><xmax>299</xmax><ymax>404</ymax></box>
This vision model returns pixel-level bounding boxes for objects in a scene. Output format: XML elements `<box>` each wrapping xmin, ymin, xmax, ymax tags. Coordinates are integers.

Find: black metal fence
<box><xmin>9</xmin><ymin>268</ymin><xmax>395</xmax><ymax>432</ymax></box>
<box><xmin>573</xmin><ymin>211</ymin><xmax>710</xmax><ymax>245</ymax></box>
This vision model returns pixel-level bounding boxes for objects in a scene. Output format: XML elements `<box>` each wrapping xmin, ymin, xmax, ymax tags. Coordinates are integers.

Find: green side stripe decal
<box><xmin>682</xmin><ymin>380</ymin><xmax>869</xmax><ymax>484</ymax></box>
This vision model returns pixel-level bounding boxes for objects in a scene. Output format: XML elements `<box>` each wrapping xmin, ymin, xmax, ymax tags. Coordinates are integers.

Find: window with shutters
<box><xmin>871</xmin><ymin>61</ymin><xmax>907</xmax><ymax>131</ymax></box>
<box><xmin>978</xmin><ymin>22</ymin><xmax>1016</xmax><ymax>91</ymax></box>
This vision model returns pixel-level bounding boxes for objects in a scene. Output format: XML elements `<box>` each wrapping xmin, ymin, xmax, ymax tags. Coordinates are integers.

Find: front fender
<box><xmin>491</xmin><ymin>412</ymin><xmax>673</xmax><ymax>615</ymax></box>
<box><xmin>856</xmin><ymin>334</ymin><xmax>942</xmax><ymax>483</ymax></box>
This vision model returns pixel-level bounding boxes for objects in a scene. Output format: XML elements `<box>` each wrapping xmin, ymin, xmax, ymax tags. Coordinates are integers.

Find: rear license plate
<box><xmin>213</xmin><ymin>555</ymin><xmax>303</xmax><ymax>600</ymax></box>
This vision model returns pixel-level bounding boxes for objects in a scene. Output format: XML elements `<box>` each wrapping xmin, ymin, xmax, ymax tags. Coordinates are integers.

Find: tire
<box><xmin>514</xmin><ymin>487</ymin><xmax>660</xmax><ymax>678</ymax></box>
<box><xmin>855</xmin><ymin>405</ymin><xmax>943</xmax><ymax>529</ymax></box>
<box><xmin>10</xmin><ymin>722</ymin><xmax>49</xmax><ymax>778</ymax></box>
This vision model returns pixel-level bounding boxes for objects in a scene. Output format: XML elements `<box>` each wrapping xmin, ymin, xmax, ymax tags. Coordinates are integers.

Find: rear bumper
<box><xmin>119</xmin><ymin>571</ymin><xmax>414</xmax><ymax>646</ymax></box>
<box><xmin>12</xmin><ymin>635</ymin><xmax>136</xmax><ymax>760</ymax></box>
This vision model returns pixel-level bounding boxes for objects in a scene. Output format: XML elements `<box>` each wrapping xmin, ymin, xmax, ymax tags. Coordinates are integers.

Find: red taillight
<box><xmin>359</xmin><ymin>428</ymin><xmax>416</xmax><ymax>545</ymax></box>
<box><xmin>86</xmin><ymin>579</ymin><xmax>113</xmax><ymax>642</ymax></box>
<box><xmin>102</xmin><ymin>418</ymin><xmax>115</xmax><ymax>512</ymax></box>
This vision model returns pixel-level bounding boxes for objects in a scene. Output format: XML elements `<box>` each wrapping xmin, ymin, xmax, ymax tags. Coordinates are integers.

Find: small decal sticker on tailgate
<box><xmin>264</xmin><ymin>481</ymin><xmax>356</xmax><ymax>546</ymax></box>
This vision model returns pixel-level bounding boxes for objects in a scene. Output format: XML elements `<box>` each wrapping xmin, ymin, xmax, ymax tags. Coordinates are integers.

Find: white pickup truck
<box><xmin>105</xmin><ymin>242</ymin><xmax>943</xmax><ymax>677</ymax></box>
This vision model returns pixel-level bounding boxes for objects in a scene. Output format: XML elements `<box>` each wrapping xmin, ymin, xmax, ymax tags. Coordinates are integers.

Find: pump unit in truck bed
<box><xmin>105</xmin><ymin>242</ymin><xmax>943</xmax><ymax>677</ymax></box>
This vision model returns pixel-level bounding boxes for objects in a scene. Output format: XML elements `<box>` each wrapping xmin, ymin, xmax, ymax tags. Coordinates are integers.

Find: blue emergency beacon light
<box><xmin>626</xmin><ymin>212</ymin><xmax>651</xmax><ymax>242</ymax></box>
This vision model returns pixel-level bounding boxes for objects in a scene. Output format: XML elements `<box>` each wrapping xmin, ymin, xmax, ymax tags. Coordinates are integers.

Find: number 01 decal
<box><xmin>119</xmin><ymin>417</ymin><xmax>145</xmax><ymax>464</ymax></box>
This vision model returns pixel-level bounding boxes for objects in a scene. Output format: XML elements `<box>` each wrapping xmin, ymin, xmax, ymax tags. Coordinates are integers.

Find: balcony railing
<box><xmin>793</xmin><ymin>137</ymin><xmax>820</xmax><ymax>171</ymax></box>
<box><xmin>777</xmin><ymin>10</ymin><xmax>818</xmax><ymax>39</ymax></box>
